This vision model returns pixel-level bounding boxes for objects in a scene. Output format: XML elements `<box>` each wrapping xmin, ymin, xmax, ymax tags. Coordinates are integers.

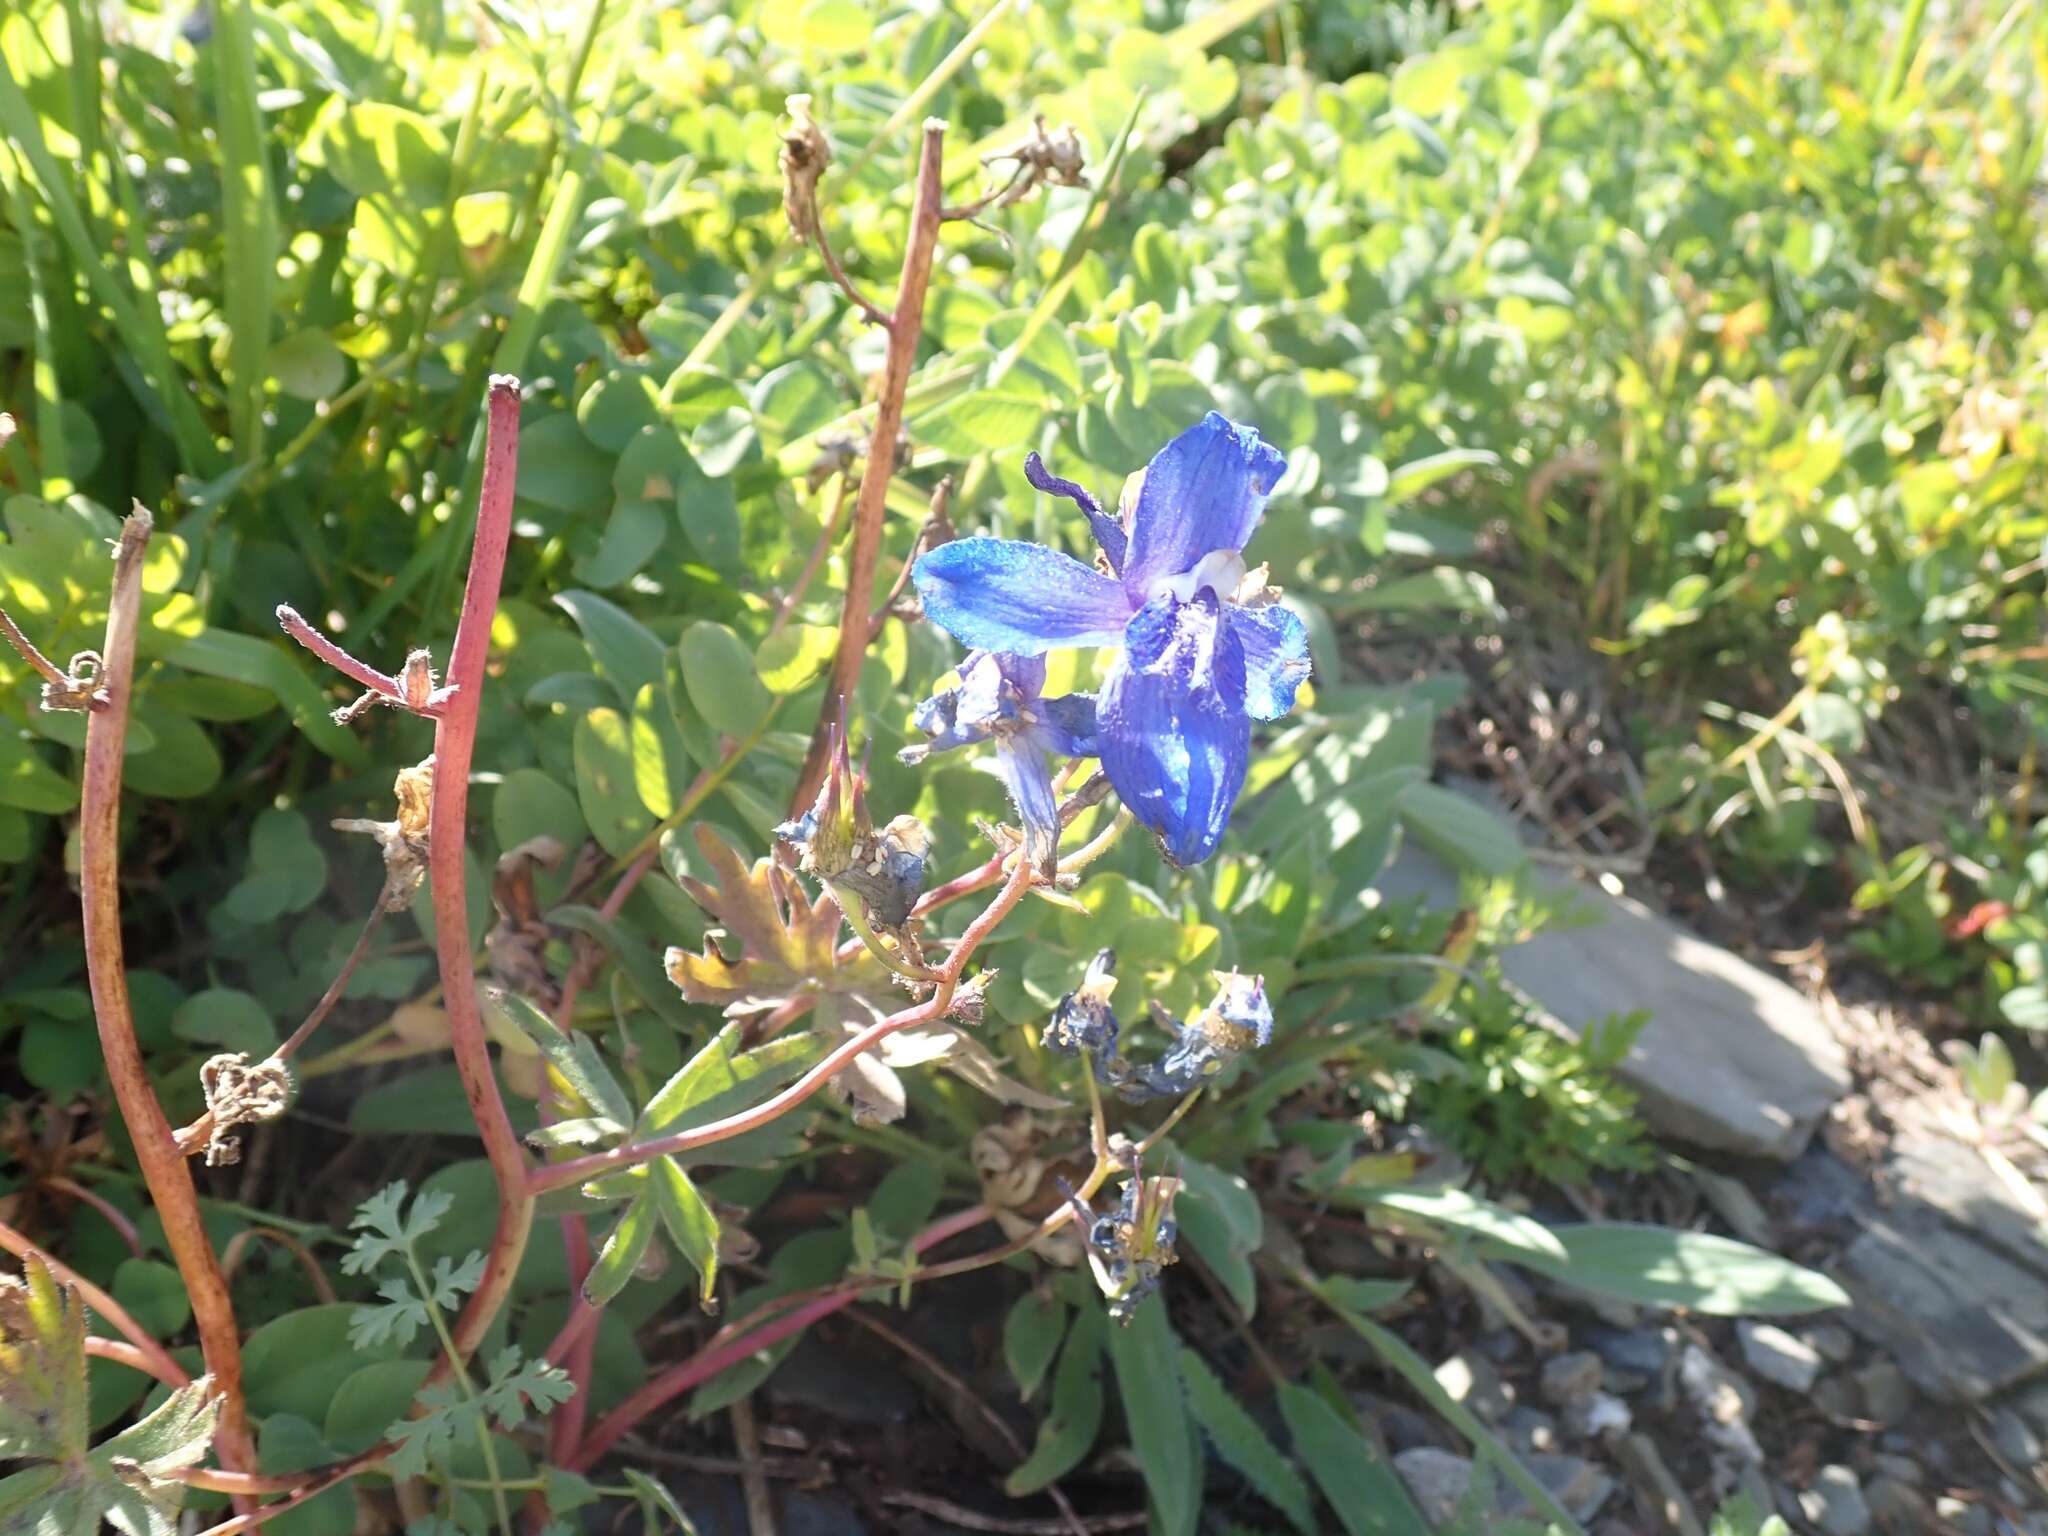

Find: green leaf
<box><xmin>1003</xmin><ymin>1290</ymin><xmax>1069</xmax><ymax>1402</ymax></box>
<box><xmin>493</xmin><ymin>768</ymin><xmax>589</xmax><ymax>860</ymax></box>
<box><xmin>1382</xmin><ymin>448</ymin><xmax>1497</xmax><ymax>503</ymax></box>
<box><xmin>672</xmin><ymin>442</ymin><xmax>741</xmax><ymax>571</ymax></box>
<box><xmin>1181</xmin><ymin>1349</ymin><xmax>1314</xmax><ymax>1532</ymax></box>
<box><xmin>241</xmin><ymin>1304</ymin><xmax>408</xmax><ymax>1422</ymax></box>
<box><xmin>1174</xmin><ymin>1155</ymin><xmax>1263</xmax><ymax>1319</ymax></box>
<box><xmin>223</xmin><ymin>808</ymin><xmax>328</xmax><ymax>923</ymax></box>
<box><xmin>584</xmin><ymin>1194</ymin><xmax>659</xmax><ymax>1305</ymax></box>
<box><xmin>677</xmin><ymin>621</ymin><xmax>774</xmax><ymax>737</ymax></box>
<box><xmin>635</xmin><ymin>1023</ymin><xmax>821</xmax><ymax>1138</ymax></box>
<box><xmin>0</xmin><ymin>1257</ymin><xmax>89</xmax><ymax>1461</ymax></box>
<box><xmin>269</xmin><ymin>330</ymin><xmax>347</xmax><ymax>401</ymax></box>
<box><xmin>1006</xmin><ymin>1304</ymin><xmax>1105</xmax><ymax>1495</ymax></box>
<box><xmin>0</xmin><ymin>731</ymin><xmax>79</xmax><ymax>814</ymax></box>
<box><xmin>622</xmin><ymin>1467</ymin><xmax>705</xmax><ymax>1535</ymax></box>
<box><xmin>1350</xmin><ymin>567</ymin><xmax>1502</xmax><ymax>619</ymax></box>
<box><xmin>161</xmin><ymin>629</ymin><xmax>365</xmax><ymax>765</ymax></box>
<box><xmin>1105</xmin><ymin>1301</ymin><xmax>1198</xmax><ymax>1535</ymax></box>
<box><xmin>556</xmin><ymin>589</ymin><xmax>668</xmax><ymax>708</ymax></box>
<box><xmin>482</xmin><ymin>986</ymin><xmax>633</xmax><ymax>1125</ymax></box>
<box><xmin>1494</xmin><ymin>1223</ymin><xmax>1851</xmax><ymax>1316</ymax></box>
<box><xmin>323</xmin><ymin>1360</ymin><xmax>432</xmax><ymax>1455</ymax></box>
<box><xmin>630</xmin><ymin>682</ymin><xmax>695</xmax><ymax>820</ymax></box>
<box><xmin>1395</xmin><ymin>781</ymin><xmax>1526</xmax><ymax>876</ymax></box>
<box><xmin>1275</xmin><ymin>1382</ymin><xmax>1427</xmax><ymax>1536</ymax></box>
<box><xmin>755</xmin><ymin>624</ymin><xmax>837</xmax><ymax>695</ymax></box>
<box><xmin>1352</xmin><ymin>1185</ymin><xmax>1567</xmax><ymax>1264</ymax></box>
<box><xmin>170</xmin><ymin>986</ymin><xmax>276</xmax><ymax>1055</ymax></box>
<box><xmin>124</xmin><ymin>703</ymin><xmax>223</xmax><ymax>800</ymax></box>
<box><xmin>112</xmin><ymin>1260</ymin><xmax>191</xmax><ymax>1340</ymax></box>
<box><xmin>650</xmin><ymin>1156</ymin><xmax>721</xmax><ymax>1307</ymax></box>
<box><xmin>576</xmin><ymin>499</ymin><xmax>668</xmax><ymax>588</ymax></box>
<box><xmin>575</xmin><ymin>707</ymin><xmax>657</xmax><ymax>856</ymax></box>
<box><xmin>552</xmin><ymin>904</ymin><xmax>695</xmax><ymax>1033</ymax></box>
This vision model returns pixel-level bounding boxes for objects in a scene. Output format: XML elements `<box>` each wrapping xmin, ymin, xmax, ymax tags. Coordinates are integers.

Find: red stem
<box><xmin>790</xmin><ymin>119</ymin><xmax>948</xmax><ymax>813</ymax></box>
<box><xmin>78</xmin><ymin>511</ymin><xmax>256</xmax><ymax>1490</ymax></box>
<box><xmin>429</xmin><ymin>378</ymin><xmax>539</xmax><ymax>1372</ymax></box>
<box><xmin>567</xmin><ymin>1201</ymin><xmax>991</xmax><ymax>1471</ymax></box>
<box><xmin>274</xmin><ymin>605</ymin><xmax>414</xmax><ymax>707</ymax></box>
<box><xmin>528</xmin><ymin>855</ymin><xmax>1034</xmax><ymax>1198</ymax></box>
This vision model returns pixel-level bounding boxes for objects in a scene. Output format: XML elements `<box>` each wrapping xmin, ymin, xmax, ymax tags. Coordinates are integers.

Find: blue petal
<box><xmin>914</xmin><ymin>538</ymin><xmax>1132</xmax><ymax>655</ymax></box>
<box><xmin>994</xmin><ymin>735</ymin><xmax>1061</xmax><ymax>874</ymax></box>
<box><xmin>1226</xmin><ymin>602</ymin><xmax>1311</xmax><ymax>721</ymax></box>
<box><xmin>1036</xmin><ymin>694</ymin><xmax>1099</xmax><ymax>758</ymax></box>
<box><xmin>1099</xmin><ymin>592</ymin><xmax>1252</xmax><ymax>865</ymax></box>
<box><xmin>1121</xmin><ymin>413</ymin><xmax>1287</xmax><ymax>601</ymax></box>
<box><xmin>1025</xmin><ymin>451</ymin><xmax>1126</xmax><ymax>574</ymax></box>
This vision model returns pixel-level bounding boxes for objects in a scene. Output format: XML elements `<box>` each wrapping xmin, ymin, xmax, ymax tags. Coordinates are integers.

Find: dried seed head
<box><xmin>198</xmin><ymin>1053</ymin><xmax>292</xmax><ymax>1167</ymax></box>
<box><xmin>779</xmin><ymin>94</ymin><xmax>831</xmax><ymax>241</ymax></box>
<box><xmin>334</xmin><ymin>758</ymin><xmax>435</xmax><ymax>910</ymax></box>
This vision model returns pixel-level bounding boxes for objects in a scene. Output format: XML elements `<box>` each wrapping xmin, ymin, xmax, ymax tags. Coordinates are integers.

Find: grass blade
<box><xmin>210</xmin><ymin>0</ymin><xmax>277</xmax><ymax>464</ymax></box>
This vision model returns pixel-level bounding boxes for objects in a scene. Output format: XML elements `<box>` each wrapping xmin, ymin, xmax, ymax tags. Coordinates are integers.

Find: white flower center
<box><xmin>1147</xmin><ymin>548</ymin><xmax>1247</xmax><ymax>607</ymax></box>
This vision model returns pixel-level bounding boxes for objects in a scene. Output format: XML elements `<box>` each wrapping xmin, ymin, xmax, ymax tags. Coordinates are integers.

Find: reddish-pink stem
<box><xmin>429</xmin><ymin>377</ymin><xmax>538</xmax><ymax>1373</ymax></box>
<box><xmin>79</xmin><ymin>511</ymin><xmax>256</xmax><ymax>1492</ymax></box>
<box><xmin>529</xmin><ymin>856</ymin><xmax>1034</xmax><ymax>1198</ymax></box>
<box><xmin>274</xmin><ymin>605</ymin><xmax>412</xmax><ymax>705</ymax></box>
<box><xmin>567</xmin><ymin>1202</ymin><xmax>991</xmax><ymax>1471</ymax></box>
<box><xmin>42</xmin><ymin>1175</ymin><xmax>143</xmax><ymax>1257</ymax></box>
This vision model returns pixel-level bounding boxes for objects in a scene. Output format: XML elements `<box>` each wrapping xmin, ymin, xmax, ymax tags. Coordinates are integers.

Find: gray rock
<box><xmin>1582</xmin><ymin>1324</ymin><xmax>1672</xmax><ymax>1388</ymax></box>
<box><xmin>1842</xmin><ymin>1129</ymin><xmax>2048</xmax><ymax>1402</ymax></box>
<box><xmin>1865</xmin><ymin>1476</ymin><xmax>1929</xmax><ymax>1534</ymax></box>
<box><xmin>1807</xmin><ymin>1323</ymin><xmax>1856</xmax><ymax>1364</ymax></box>
<box><xmin>1434</xmin><ymin>1348</ymin><xmax>1513</xmax><ymax>1424</ymax></box>
<box><xmin>1541</xmin><ymin>1350</ymin><xmax>1605</xmax><ymax>1408</ymax></box>
<box><xmin>1935</xmin><ymin>1496</ymin><xmax>1993</xmax><ymax>1536</ymax></box>
<box><xmin>1678</xmin><ymin>1343</ymin><xmax>1763</xmax><ymax>1468</ymax></box>
<box><xmin>1394</xmin><ymin>1447</ymin><xmax>1475</xmax><ymax>1524</ymax></box>
<box><xmin>1798</xmin><ymin>1466</ymin><xmax>1872</xmax><ymax>1536</ymax></box>
<box><xmin>1991</xmin><ymin>1406</ymin><xmax>2044</xmax><ymax>1470</ymax></box>
<box><xmin>1521</xmin><ymin>1454</ymin><xmax>1616</xmax><ymax>1524</ymax></box>
<box><xmin>1739</xmin><ymin>1320</ymin><xmax>1824</xmax><ymax>1394</ymax></box>
<box><xmin>1377</xmin><ymin>828</ymin><xmax>1849</xmax><ymax>1159</ymax></box>
<box><xmin>1869</xmin><ymin>1453</ymin><xmax>1921</xmax><ymax>1486</ymax></box>
<box><xmin>1565</xmin><ymin>1390</ymin><xmax>1634</xmax><ymax>1440</ymax></box>
<box><xmin>1501</xmin><ymin>1406</ymin><xmax>1560</xmax><ymax>1455</ymax></box>
<box><xmin>1813</xmin><ymin>1373</ymin><xmax>1862</xmax><ymax>1420</ymax></box>
<box><xmin>1852</xmin><ymin>1360</ymin><xmax>1913</xmax><ymax>1426</ymax></box>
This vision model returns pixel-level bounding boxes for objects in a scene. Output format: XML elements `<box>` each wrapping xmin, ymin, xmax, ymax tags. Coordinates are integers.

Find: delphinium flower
<box><xmin>1061</xmin><ymin>1161</ymin><xmax>1181</xmax><ymax>1323</ymax></box>
<box><xmin>776</xmin><ymin>733</ymin><xmax>929</xmax><ymax>928</ymax></box>
<box><xmin>912</xmin><ymin>413</ymin><xmax>1311</xmax><ymax>865</ymax></box>
<box><xmin>1119</xmin><ymin>970</ymin><xmax>1272</xmax><ymax>1102</ymax></box>
<box><xmin>1040</xmin><ymin>947</ymin><xmax>1121</xmax><ymax>1058</ymax></box>
<box><xmin>899</xmin><ymin>650</ymin><xmax>1098</xmax><ymax>876</ymax></box>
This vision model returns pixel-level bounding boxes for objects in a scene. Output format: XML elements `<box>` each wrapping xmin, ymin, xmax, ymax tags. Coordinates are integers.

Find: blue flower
<box><xmin>900</xmin><ymin>650</ymin><xmax>1098</xmax><ymax>875</ymax></box>
<box><xmin>912</xmin><ymin>413</ymin><xmax>1310</xmax><ymax>865</ymax></box>
<box><xmin>1059</xmin><ymin>1162</ymin><xmax>1181</xmax><ymax>1323</ymax></box>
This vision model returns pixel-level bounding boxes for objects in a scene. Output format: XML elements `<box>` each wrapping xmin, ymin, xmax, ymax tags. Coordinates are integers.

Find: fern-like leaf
<box><xmin>1178</xmin><ymin>1348</ymin><xmax>1315</xmax><ymax>1534</ymax></box>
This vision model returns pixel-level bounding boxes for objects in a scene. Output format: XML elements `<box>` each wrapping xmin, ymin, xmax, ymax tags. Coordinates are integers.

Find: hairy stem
<box><xmin>429</xmin><ymin>378</ymin><xmax>539</xmax><ymax>1372</ymax></box>
<box><xmin>79</xmin><ymin>510</ymin><xmax>257</xmax><ymax>1486</ymax></box>
<box><xmin>790</xmin><ymin>118</ymin><xmax>948</xmax><ymax>813</ymax></box>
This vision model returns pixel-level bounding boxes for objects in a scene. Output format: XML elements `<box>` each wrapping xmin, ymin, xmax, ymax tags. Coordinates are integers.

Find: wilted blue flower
<box><xmin>777</xmin><ymin>734</ymin><xmax>930</xmax><ymax>926</ymax></box>
<box><xmin>900</xmin><ymin>651</ymin><xmax>1097</xmax><ymax>875</ymax></box>
<box><xmin>912</xmin><ymin>413</ymin><xmax>1311</xmax><ymax>865</ymax></box>
<box><xmin>1120</xmin><ymin>970</ymin><xmax>1272</xmax><ymax>1102</ymax></box>
<box><xmin>1062</xmin><ymin>1165</ymin><xmax>1181</xmax><ymax>1323</ymax></box>
<box><xmin>1041</xmin><ymin>948</ymin><xmax>1120</xmax><ymax>1058</ymax></box>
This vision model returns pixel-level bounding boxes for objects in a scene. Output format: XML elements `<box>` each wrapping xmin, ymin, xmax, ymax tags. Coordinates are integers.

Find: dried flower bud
<box><xmin>1065</xmin><ymin>1164</ymin><xmax>1180</xmax><ymax>1323</ymax></box>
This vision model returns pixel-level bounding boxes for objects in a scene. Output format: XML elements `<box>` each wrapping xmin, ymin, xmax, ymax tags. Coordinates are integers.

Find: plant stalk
<box><xmin>790</xmin><ymin>119</ymin><xmax>948</xmax><ymax>813</ymax></box>
<box><xmin>78</xmin><ymin>509</ymin><xmax>258</xmax><ymax>1490</ymax></box>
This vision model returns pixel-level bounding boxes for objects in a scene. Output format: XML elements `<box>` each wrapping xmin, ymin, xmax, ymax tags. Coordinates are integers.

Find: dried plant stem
<box><xmin>86</xmin><ymin>1336</ymin><xmax>180</xmax><ymax>1384</ymax></box>
<box><xmin>0</xmin><ymin>604</ymin><xmax>71</xmax><ymax>693</ymax></box>
<box><xmin>78</xmin><ymin>509</ymin><xmax>257</xmax><ymax>1485</ymax></box>
<box><xmin>766</xmin><ymin>472</ymin><xmax>850</xmax><ymax>640</ymax></box>
<box><xmin>0</xmin><ymin>1216</ymin><xmax>189</xmax><ymax>1386</ymax></box>
<box><xmin>189</xmin><ymin>1448</ymin><xmax>389</xmax><ymax>1534</ymax></box>
<box><xmin>428</xmin><ymin>377</ymin><xmax>538</xmax><ymax>1371</ymax></box>
<box><xmin>530</xmin><ymin>852</ymin><xmax>1034</xmax><ymax>1197</ymax></box>
<box><xmin>790</xmin><ymin>118</ymin><xmax>948</xmax><ymax>813</ymax></box>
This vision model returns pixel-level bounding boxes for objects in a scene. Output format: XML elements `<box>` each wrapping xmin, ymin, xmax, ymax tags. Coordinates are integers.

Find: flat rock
<box><xmin>1842</xmin><ymin>1191</ymin><xmax>2048</xmax><ymax>1403</ymax></box>
<box><xmin>1376</xmin><ymin>823</ymin><xmax>1848</xmax><ymax>1159</ymax></box>
<box><xmin>1739</xmin><ymin>1321</ymin><xmax>1823</xmax><ymax>1394</ymax></box>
